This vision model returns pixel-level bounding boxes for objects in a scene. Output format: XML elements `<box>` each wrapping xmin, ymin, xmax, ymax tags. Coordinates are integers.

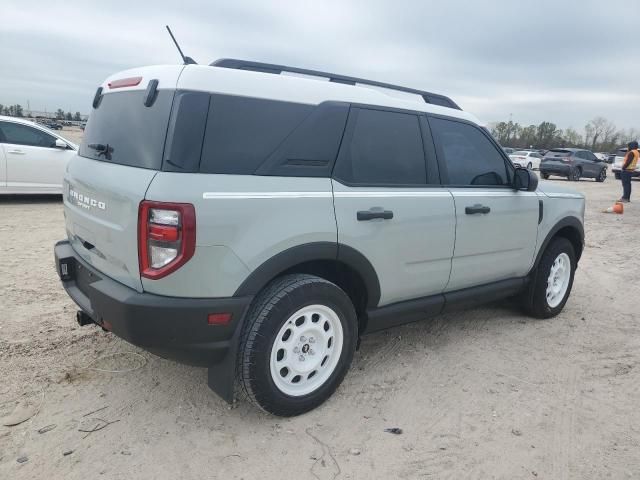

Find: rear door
<box><xmin>332</xmin><ymin>107</ymin><xmax>455</xmax><ymax>306</ymax></box>
<box><xmin>0</xmin><ymin>120</ymin><xmax>71</xmax><ymax>192</ymax></box>
<box><xmin>428</xmin><ymin>115</ymin><xmax>539</xmax><ymax>291</ymax></box>
<box><xmin>65</xmin><ymin>67</ymin><xmax>181</xmax><ymax>291</ymax></box>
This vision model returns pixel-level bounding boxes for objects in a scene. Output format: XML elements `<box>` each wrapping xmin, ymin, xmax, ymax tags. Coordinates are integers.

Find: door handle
<box><xmin>465</xmin><ymin>204</ymin><xmax>491</xmax><ymax>215</ymax></box>
<box><xmin>357</xmin><ymin>209</ymin><xmax>394</xmax><ymax>221</ymax></box>
<box><xmin>7</xmin><ymin>149</ymin><xmax>25</xmax><ymax>155</ymax></box>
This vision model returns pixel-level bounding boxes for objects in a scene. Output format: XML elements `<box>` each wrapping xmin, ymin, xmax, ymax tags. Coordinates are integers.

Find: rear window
<box><xmin>547</xmin><ymin>149</ymin><xmax>572</xmax><ymax>157</ymax></box>
<box><xmin>79</xmin><ymin>90</ymin><xmax>174</xmax><ymax>169</ymax></box>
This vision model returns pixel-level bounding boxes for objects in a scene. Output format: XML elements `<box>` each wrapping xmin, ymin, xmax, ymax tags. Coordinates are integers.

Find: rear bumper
<box><xmin>540</xmin><ymin>163</ymin><xmax>571</xmax><ymax>176</ymax></box>
<box><xmin>54</xmin><ymin>240</ymin><xmax>252</xmax><ymax>367</ymax></box>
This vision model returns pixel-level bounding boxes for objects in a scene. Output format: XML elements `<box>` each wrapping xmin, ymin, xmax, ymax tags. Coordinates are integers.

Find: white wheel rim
<box><xmin>269</xmin><ymin>305</ymin><xmax>344</xmax><ymax>397</ymax></box>
<box><xmin>546</xmin><ymin>253</ymin><xmax>571</xmax><ymax>308</ymax></box>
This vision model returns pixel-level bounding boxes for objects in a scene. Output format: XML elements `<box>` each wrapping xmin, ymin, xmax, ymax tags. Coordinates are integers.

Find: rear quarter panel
<box><xmin>142</xmin><ymin>173</ymin><xmax>337</xmax><ymax>297</ymax></box>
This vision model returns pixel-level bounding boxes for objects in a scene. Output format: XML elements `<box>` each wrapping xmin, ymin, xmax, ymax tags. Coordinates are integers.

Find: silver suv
<box><xmin>55</xmin><ymin>60</ymin><xmax>585</xmax><ymax>416</ymax></box>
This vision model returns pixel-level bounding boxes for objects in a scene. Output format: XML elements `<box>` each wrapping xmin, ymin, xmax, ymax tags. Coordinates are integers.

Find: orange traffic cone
<box><xmin>603</xmin><ymin>202</ymin><xmax>624</xmax><ymax>214</ymax></box>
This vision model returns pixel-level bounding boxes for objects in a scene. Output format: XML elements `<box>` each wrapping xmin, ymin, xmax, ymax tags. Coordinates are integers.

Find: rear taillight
<box><xmin>138</xmin><ymin>201</ymin><xmax>196</xmax><ymax>279</ymax></box>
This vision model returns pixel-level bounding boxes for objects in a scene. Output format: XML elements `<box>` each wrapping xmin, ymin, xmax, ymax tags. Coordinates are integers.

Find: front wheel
<box><xmin>522</xmin><ymin>237</ymin><xmax>576</xmax><ymax>319</ymax></box>
<box><xmin>238</xmin><ymin>274</ymin><xmax>357</xmax><ymax>416</ymax></box>
<box><xmin>596</xmin><ymin>168</ymin><xmax>607</xmax><ymax>182</ymax></box>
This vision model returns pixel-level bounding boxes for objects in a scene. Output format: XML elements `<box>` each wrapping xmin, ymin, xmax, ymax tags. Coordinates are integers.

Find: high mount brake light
<box><xmin>108</xmin><ymin>76</ymin><xmax>143</xmax><ymax>89</ymax></box>
<box><xmin>138</xmin><ymin>201</ymin><xmax>196</xmax><ymax>279</ymax></box>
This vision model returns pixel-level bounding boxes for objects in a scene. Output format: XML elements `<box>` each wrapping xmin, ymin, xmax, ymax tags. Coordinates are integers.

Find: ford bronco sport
<box><xmin>55</xmin><ymin>60</ymin><xmax>585</xmax><ymax>416</ymax></box>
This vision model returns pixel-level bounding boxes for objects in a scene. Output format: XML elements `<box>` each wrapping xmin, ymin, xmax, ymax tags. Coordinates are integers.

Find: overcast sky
<box><xmin>1</xmin><ymin>0</ymin><xmax>638</xmax><ymax>131</ymax></box>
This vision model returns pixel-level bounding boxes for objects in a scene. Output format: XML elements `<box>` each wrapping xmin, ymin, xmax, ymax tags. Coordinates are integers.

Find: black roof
<box><xmin>211</xmin><ymin>58</ymin><xmax>462</xmax><ymax>111</ymax></box>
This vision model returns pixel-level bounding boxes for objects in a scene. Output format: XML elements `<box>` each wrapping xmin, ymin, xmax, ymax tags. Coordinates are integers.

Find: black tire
<box><xmin>595</xmin><ymin>168</ymin><xmax>606</xmax><ymax>182</ymax></box>
<box><xmin>614</xmin><ymin>172</ymin><xmax>621</xmax><ymax>180</ymax></box>
<box><xmin>238</xmin><ymin>274</ymin><xmax>357</xmax><ymax>416</ymax></box>
<box><xmin>522</xmin><ymin>237</ymin><xmax>576</xmax><ymax>319</ymax></box>
<box><xmin>541</xmin><ymin>173</ymin><xmax>550</xmax><ymax>180</ymax></box>
<box><xmin>527</xmin><ymin>162</ymin><xmax>533</xmax><ymax>170</ymax></box>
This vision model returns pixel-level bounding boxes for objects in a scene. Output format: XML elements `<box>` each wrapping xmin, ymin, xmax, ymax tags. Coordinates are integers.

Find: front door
<box><xmin>332</xmin><ymin>107</ymin><xmax>455</xmax><ymax>306</ymax></box>
<box><xmin>428</xmin><ymin>115</ymin><xmax>540</xmax><ymax>291</ymax></box>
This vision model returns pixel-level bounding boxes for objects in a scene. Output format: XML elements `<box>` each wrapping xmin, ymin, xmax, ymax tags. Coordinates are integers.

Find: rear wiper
<box><xmin>87</xmin><ymin>143</ymin><xmax>113</xmax><ymax>160</ymax></box>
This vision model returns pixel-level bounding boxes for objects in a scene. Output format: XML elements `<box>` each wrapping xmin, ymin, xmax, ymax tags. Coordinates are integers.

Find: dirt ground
<box><xmin>1</xmin><ymin>174</ymin><xmax>639</xmax><ymax>479</ymax></box>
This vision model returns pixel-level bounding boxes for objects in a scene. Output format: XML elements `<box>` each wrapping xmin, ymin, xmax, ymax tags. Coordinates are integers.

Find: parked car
<box><xmin>54</xmin><ymin>60</ymin><xmax>585</xmax><ymax>416</ymax></box>
<box><xmin>540</xmin><ymin>148</ymin><xmax>607</xmax><ymax>182</ymax></box>
<box><xmin>610</xmin><ymin>147</ymin><xmax>640</xmax><ymax>179</ymax></box>
<box><xmin>509</xmin><ymin>150</ymin><xmax>543</xmax><ymax>170</ymax></box>
<box><xmin>0</xmin><ymin>115</ymin><xmax>78</xmax><ymax>194</ymax></box>
<box><xmin>42</xmin><ymin>121</ymin><xmax>63</xmax><ymax>130</ymax></box>
<box><xmin>594</xmin><ymin>152</ymin><xmax>609</xmax><ymax>162</ymax></box>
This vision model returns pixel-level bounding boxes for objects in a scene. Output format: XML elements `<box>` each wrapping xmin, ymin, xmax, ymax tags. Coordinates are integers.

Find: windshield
<box><xmin>79</xmin><ymin>90</ymin><xmax>174</xmax><ymax>169</ymax></box>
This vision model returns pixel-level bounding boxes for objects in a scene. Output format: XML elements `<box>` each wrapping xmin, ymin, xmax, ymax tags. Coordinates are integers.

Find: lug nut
<box><xmin>293</xmin><ymin>347</ymin><xmax>300</xmax><ymax>353</ymax></box>
<box><xmin>300</xmin><ymin>336</ymin><xmax>307</xmax><ymax>342</ymax></box>
<box><xmin>299</xmin><ymin>355</ymin><xmax>305</xmax><ymax>362</ymax></box>
<box><xmin>309</xmin><ymin>337</ymin><xmax>315</xmax><ymax>343</ymax></box>
<box><xmin>309</xmin><ymin>349</ymin><xmax>315</xmax><ymax>355</ymax></box>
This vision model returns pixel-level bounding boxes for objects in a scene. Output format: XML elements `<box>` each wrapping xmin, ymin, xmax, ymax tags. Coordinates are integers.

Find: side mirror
<box><xmin>513</xmin><ymin>167</ymin><xmax>538</xmax><ymax>192</ymax></box>
<box><xmin>55</xmin><ymin>138</ymin><xmax>68</xmax><ymax>149</ymax></box>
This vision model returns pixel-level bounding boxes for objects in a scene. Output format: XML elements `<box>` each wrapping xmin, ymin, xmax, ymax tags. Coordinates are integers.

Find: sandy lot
<box><xmin>1</xmin><ymin>175</ymin><xmax>639</xmax><ymax>479</ymax></box>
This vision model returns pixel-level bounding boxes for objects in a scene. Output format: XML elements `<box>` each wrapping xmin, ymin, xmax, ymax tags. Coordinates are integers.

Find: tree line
<box><xmin>1</xmin><ymin>103</ymin><xmax>82</xmax><ymax>122</ymax></box>
<box><xmin>490</xmin><ymin>117</ymin><xmax>639</xmax><ymax>153</ymax></box>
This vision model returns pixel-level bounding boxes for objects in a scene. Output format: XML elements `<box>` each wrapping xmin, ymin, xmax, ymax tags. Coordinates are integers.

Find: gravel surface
<box><xmin>1</xmin><ymin>175</ymin><xmax>639</xmax><ymax>479</ymax></box>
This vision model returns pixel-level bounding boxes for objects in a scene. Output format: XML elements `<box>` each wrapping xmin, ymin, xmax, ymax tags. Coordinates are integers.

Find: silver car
<box><xmin>55</xmin><ymin>60</ymin><xmax>585</xmax><ymax>416</ymax></box>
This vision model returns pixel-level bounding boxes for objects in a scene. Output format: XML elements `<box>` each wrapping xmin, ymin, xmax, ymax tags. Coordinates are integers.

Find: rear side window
<box><xmin>79</xmin><ymin>90</ymin><xmax>174</xmax><ymax>169</ymax></box>
<box><xmin>333</xmin><ymin>108</ymin><xmax>426</xmax><ymax>185</ymax></box>
<box><xmin>199</xmin><ymin>95</ymin><xmax>313</xmax><ymax>174</ymax></box>
<box><xmin>0</xmin><ymin>121</ymin><xmax>56</xmax><ymax>148</ymax></box>
<box><xmin>430</xmin><ymin>117</ymin><xmax>509</xmax><ymax>186</ymax></box>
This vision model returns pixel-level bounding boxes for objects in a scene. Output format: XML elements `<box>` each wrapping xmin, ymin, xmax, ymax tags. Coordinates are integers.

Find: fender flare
<box><xmin>233</xmin><ymin>242</ymin><xmax>381</xmax><ymax>308</ymax></box>
<box><xmin>533</xmin><ymin>216</ymin><xmax>584</xmax><ymax>269</ymax></box>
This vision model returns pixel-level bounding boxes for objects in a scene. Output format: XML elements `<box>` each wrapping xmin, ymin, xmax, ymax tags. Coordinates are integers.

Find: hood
<box><xmin>536</xmin><ymin>182</ymin><xmax>584</xmax><ymax>199</ymax></box>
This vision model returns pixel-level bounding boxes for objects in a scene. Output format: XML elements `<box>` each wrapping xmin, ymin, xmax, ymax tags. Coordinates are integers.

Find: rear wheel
<box><xmin>596</xmin><ymin>168</ymin><xmax>607</xmax><ymax>182</ymax></box>
<box><xmin>238</xmin><ymin>274</ymin><xmax>357</xmax><ymax>416</ymax></box>
<box><xmin>522</xmin><ymin>237</ymin><xmax>576</xmax><ymax>319</ymax></box>
<box><xmin>614</xmin><ymin>172</ymin><xmax>621</xmax><ymax>180</ymax></box>
<box><xmin>541</xmin><ymin>172</ymin><xmax>550</xmax><ymax>180</ymax></box>
<box><xmin>527</xmin><ymin>162</ymin><xmax>533</xmax><ymax>170</ymax></box>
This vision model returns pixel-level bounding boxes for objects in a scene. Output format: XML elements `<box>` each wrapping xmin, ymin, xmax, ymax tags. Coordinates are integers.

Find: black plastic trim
<box><xmin>365</xmin><ymin>277</ymin><xmax>527</xmax><ymax>333</ymax></box>
<box><xmin>54</xmin><ymin>240</ymin><xmax>252</xmax><ymax>368</ymax></box>
<box><xmin>533</xmin><ymin>216</ymin><xmax>584</xmax><ymax>268</ymax></box>
<box><xmin>233</xmin><ymin>242</ymin><xmax>382</xmax><ymax>308</ymax></box>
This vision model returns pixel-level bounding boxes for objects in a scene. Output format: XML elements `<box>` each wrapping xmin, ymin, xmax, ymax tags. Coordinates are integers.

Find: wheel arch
<box><xmin>533</xmin><ymin>216</ymin><xmax>584</xmax><ymax>270</ymax></box>
<box><xmin>233</xmin><ymin>242</ymin><xmax>381</xmax><ymax>318</ymax></box>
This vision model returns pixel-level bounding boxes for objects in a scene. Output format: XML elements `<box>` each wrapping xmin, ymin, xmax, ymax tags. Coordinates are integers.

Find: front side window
<box><xmin>429</xmin><ymin>117</ymin><xmax>509</xmax><ymax>186</ymax></box>
<box><xmin>334</xmin><ymin>108</ymin><xmax>426</xmax><ymax>185</ymax></box>
<box><xmin>0</xmin><ymin>121</ymin><xmax>56</xmax><ymax>148</ymax></box>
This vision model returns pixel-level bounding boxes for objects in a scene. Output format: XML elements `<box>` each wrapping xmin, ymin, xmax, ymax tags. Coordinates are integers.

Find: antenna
<box><xmin>165</xmin><ymin>25</ymin><xmax>197</xmax><ymax>65</ymax></box>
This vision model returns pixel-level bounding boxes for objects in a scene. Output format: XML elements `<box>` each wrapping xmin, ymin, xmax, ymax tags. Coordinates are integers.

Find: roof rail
<box><xmin>210</xmin><ymin>58</ymin><xmax>462</xmax><ymax>111</ymax></box>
